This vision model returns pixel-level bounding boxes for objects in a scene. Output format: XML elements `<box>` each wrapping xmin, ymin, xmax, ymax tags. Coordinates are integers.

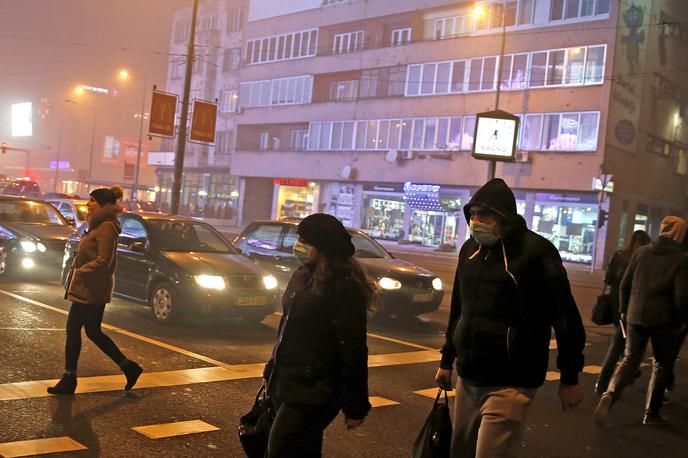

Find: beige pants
<box><xmin>451</xmin><ymin>378</ymin><xmax>537</xmax><ymax>458</ymax></box>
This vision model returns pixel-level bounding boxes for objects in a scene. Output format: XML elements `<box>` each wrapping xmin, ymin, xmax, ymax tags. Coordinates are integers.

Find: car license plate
<box><xmin>412</xmin><ymin>293</ymin><xmax>434</xmax><ymax>302</ymax></box>
<box><xmin>236</xmin><ymin>296</ymin><xmax>267</xmax><ymax>306</ymax></box>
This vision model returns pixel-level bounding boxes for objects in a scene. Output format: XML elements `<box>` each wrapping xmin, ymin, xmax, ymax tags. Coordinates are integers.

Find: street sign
<box><xmin>149</xmin><ymin>91</ymin><xmax>178</xmax><ymax>137</ymax></box>
<box><xmin>190</xmin><ymin>99</ymin><xmax>218</xmax><ymax>143</ymax></box>
<box><xmin>472</xmin><ymin>110</ymin><xmax>520</xmax><ymax>162</ymax></box>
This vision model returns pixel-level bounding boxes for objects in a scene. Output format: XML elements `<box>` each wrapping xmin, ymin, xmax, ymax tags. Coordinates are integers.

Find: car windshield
<box><xmin>350</xmin><ymin>232</ymin><xmax>391</xmax><ymax>259</ymax></box>
<box><xmin>0</xmin><ymin>200</ymin><xmax>67</xmax><ymax>225</ymax></box>
<box><xmin>148</xmin><ymin>220</ymin><xmax>236</xmax><ymax>253</ymax></box>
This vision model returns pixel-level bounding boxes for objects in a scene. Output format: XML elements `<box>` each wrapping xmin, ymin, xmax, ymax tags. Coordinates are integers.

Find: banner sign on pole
<box><xmin>190</xmin><ymin>99</ymin><xmax>218</xmax><ymax>143</ymax></box>
<box><xmin>472</xmin><ymin>109</ymin><xmax>520</xmax><ymax>162</ymax></box>
<box><xmin>149</xmin><ymin>91</ymin><xmax>178</xmax><ymax>137</ymax></box>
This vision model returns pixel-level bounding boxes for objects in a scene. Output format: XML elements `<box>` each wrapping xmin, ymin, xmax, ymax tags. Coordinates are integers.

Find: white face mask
<box><xmin>293</xmin><ymin>240</ymin><xmax>314</xmax><ymax>264</ymax></box>
<box><xmin>469</xmin><ymin>221</ymin><xmax>500</xmax><ymax>246</ymax></box>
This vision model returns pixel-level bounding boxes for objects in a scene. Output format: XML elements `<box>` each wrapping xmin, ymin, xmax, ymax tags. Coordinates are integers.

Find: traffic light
<box><xmin>1</xmin><ymin>142</ymin><xmax>7</xmax><ymax>154</ymax></box>
<box><xmin>597</xmin><ymin>209</ymin><xmax>608</xmax><ymax>229</ymax></box>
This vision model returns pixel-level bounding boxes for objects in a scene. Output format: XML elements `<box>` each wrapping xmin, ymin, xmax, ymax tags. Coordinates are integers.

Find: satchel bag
<box><xmin>239</xmin><ymin>384</ymin><xmax>275</xmax><ymax>458</ymax></box>
<box><xmin>412</xmin><ymin>388</ymin><xmax>452</xmax><ymax>458</ymax></box>
<box><xmin>591</xmin><ymin>285</ymin><xmax>615</xmax><ymax>326</ymax></box>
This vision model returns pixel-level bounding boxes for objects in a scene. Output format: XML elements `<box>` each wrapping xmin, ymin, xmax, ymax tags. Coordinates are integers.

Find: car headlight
<box><xmin>20</xmin><ymin>241</ymin><xmax>37</xmax><ymax>253</ymax></box>
<box><xmin>263</xmin><ymin>275</ymin><xmax>278</xmax><ymax>290</ymax></box>
<box><xmin>432</xmin><ymin>278</ymin><xmax>443</xmax><ymax>291</ymax></box>
<box><xmin>37</xmin><ymin>243</ymin><xmax>47</xmax><ymax>253</ymax></box>
<box><xmin>194</xmin><ymin>275</ymin><xmax>226</xmax><ymax>290</ymax></box>
<box><xmin>378</xmin><ymin>277</ymin><xmax>402</xmax><ymax>290</ymax></box>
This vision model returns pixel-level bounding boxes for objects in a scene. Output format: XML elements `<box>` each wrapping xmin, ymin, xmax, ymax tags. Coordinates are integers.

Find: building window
<box><xmin>677</xmin><ymin>147</ymin><xmax>688</xmax><ymax>175</ymax></box>
<box><xmin>290</xmin><ymin>130</ymin><xmax>309</xmax><ymax>150</ymax></box>
<box><xmin>259</xmin><ymin>132</ymin><xmax>270</xmax><ymax>151</ymax></box>
<box><xmin>360</xmin><ymin>66</ymin><xmax>406</xmax><ymax>98</ymax></box>
<box><xmin>192</xmin><ymin>55</ymin><xmax>204</xmax><ymax>73</ymax></box>
<box><xmin>174</xmin><ymin>19</ymin><xmax>190</xmax><ymax>43</ymax></box>
<box><xmin>551</xmin><ymin>0</ymin><xmax>610</xmax><ymax>21</ymax></box>
<box><xmin>333</xmin><ymin>30</ymin><xmax>364</xmax><ymax>54</ymax></box>
<box><xmin>216</xmin><ymin>130</ymin><xmax>233</xmax><ymax>155</ymax></box>
<box><xmin>433</xmin><ymin>14</ymin><xmax>472</xmax><ymax>40</ymax></box>
<box><xmin>329</xmin><ymin>80</ymin><xmax>359</xmax><ymax>101</ymax></box>
<box><xmin>220</xmin><ymin>90</ymin><xmax>238</xmax><ymax>113</ymax></box>
<box><xmin>239</xmin><ymin>75</ymin><xmax>313</xmax><ymax>108</ymax></box>
<box><xmin>226</xmin><ymin>8</ymin><xmax>243</xmax><ymax>33</ymax></box>
<box><xmin>198</xmin><ymin>14</ymin><xmax>218</xmax><ymax>32</ymax></box>
<box><xmin>170</xmin><ymin>59</ymin><xmax>185</xmax><ymax>79</ymax></box>
<box><xmin>223</xmin><ymin>48</ymin><xmax>241</xmax><ymax>71</ymax></box>
<box><xmin>391</xmin><ymin>27</ymin><xmax>411</xmax><ymax>46</ymax></box>
<box><xmin>246</xmin><ymin>29</ymin><xmax>318</xmax><ymax>65</ymax></box>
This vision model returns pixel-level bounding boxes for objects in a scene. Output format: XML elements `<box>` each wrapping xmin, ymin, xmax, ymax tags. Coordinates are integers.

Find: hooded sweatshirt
<box><xmin>66</xmin><ymin>203</ymin><xmax>123</xmax><ymax>305</ymax></box>
<box><xmin>620</xmin><ymin>216</ymin><xmax>688</xmax><ymax>326</ymax></box>
<box><xmin>440</xmin><ymin>179</ymin><xmax>586</xmax><ymax>388</ymax></box>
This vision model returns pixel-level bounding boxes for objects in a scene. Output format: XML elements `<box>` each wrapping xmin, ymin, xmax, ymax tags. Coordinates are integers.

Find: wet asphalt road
<box><xmin>0</xmin><ymin>258</ymin><xmax>686</xmax><ymax>458</ymax></box>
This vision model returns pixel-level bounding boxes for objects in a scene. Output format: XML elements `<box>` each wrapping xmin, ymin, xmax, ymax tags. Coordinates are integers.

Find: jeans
<box><xmin>65</xmin><ymin>302</ymin><xmax>126</xmax><ymax>372</ymax></box>
<box><xmin>451</xmin><ymin>378</ymin><xmax>537</xmax><ymax>458</ymax></box>
<box><xmin>267</xmin><ymin>401</ymin><xmax>340</xmax><ymax>458</ymax></box>
<box><xmin>596</xmin><ymin>324</ymin><xmax>625</xmax><ymax>393</ymax></box>
<box><xmin>607</xmin><ymin>322</ymin><xmax>678</xmax><ymax>403</ymax></box>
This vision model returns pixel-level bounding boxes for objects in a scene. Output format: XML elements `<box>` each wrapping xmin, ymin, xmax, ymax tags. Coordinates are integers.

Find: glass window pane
<box><xmin>468</xmin><ymin>59</ymin><xmax>482</xmax><ymax>91</ymax></box>
<box><xmin>581</xmin><ymin>0</ymin><xmax>595</xmax><ymax>16</ymax></box>
<box><xmin>585</xmin><ymin>45</ymin><xmax>605</xmax><ymax>83</ymax></box>
<box><xmin>451</xmin><ymin>61</ymin><xmax>466</xmax><ymax>92</ymax></box>
<box><xmin>461</xmin><ymin>116</ymin><xmax>476</xmax><ymax>151</ymax></box>
<box><xmin>309</xmin><ymin>30</ymin><xmax>317</xmax><ymax>56</ymax></box>
<box><xmin>511</xmin><ymin>54</ymin><xmax>528</xmax><ymax>89</ymax></box>
<box><xmin>522</xmin><ymin>114</ymin><xmax>543</xmax><ymax>150</ymax></box>
<box><xmin>437</xmin><ymin>118</ymin><xmax>449</xmax><ymax>148</ymax></box>
<box><xmin>378</xmin><ymin>120</ymin><xmax>390</xmax><ymax>150</ymax></box>
<box><xmin>448</xmin><ymin>117</ymin><xmax>462</xmax><ymax>149</ymax></box>
<box><xmin>596</xmin><ymin>0</ymin><xmax>611</xmax><ymax>14</ymax></box>
<box><xmin>309</xmin><ymin>123</ymin><xmax>321</xmax><ymax>149</ymax></box>
<box><xmin>412</xmin><ymin>119</ymin><xmax>425</xmax><ymax>149</ymax></box>
<box><xmin>578</xmin><ymin>112</ymin><xmax>599</xmax><ymax>150</ymax></box>
<box><xmin>424</xmin><ymin>118</ymin><xmax>437</xmax><ymax>150</ymax></box>
<box><xmin>482</xmin><ymin>57</ymin><xmax>497</xmax><ymax>90</ymax></box>
<box><xmin>331</xmin><ymin>122</ymin><xmax>343</xmax><ymax>150</ymax></box>
<box><xmin>400</xmin><ymin>119</ymin><xmax>412</xmax><ymax>149</ymax></box>
<box><xmin>320</xmin><ymin>121</ymin><xmax>332</xmax><ymax>149</ymax></box>
<box><xmin>421</xmin><ymin>63</ymin><xmax>436</xmax><ymax>94</ymax></box>
<box><xmin>249</xmin><ymin>82</ymin><xmax>261</xmax><ymax>107</ymax></box>
<box><xmin>260</xmin><ymin>81</ymin><xmax>271</xmax><ymax>105</ymax></box>
<box><xmin>546</xmin><ymin>50</ymin><xmax>565</xmax><ymax>86</ymax></box>
<box><xmin>407</xmin><ymin>65</ymin><xmax>421</xmax><ymax>95</ymax></box>
<box><xmin>389</xmin><ymin>120</ymin><xmax>401</xmax><ymax>149</ymax></box>
<box><xmin>285</xmin><ymin>34</ymin><xmax>293</xmax><ymax>58</ymax></box>
<box><xmin>355</xmin><ymin>121</ymin><xmax>367</xmax><ymax>149</ymax></box>
<box><xmin>566</xmin><ymin>0</ymin><xmax>581</xmax><ymax>19</ymax></box>
<box><xmin>342</xmin><ymin>121</ymin><xmax>354</xmax><ymax>149</ymax></box>
<box><xmin>559</xmin><ymin>114</ymin><xmax>579</xmax><ymax>150</ymax></box>
<box><xmin>519</xmin><ymin>0</ymin><xmax>534</xmax><ymax>24</ymax></box>
<box><xmin>550</xmin><ymin>0</ymin><xmax>564</xmax><ymax>20</ymax></box>
<box><xmin>436</xmin><ymin>62</ymin><xmax>451</xmax><ymax>93</ymax></box>
<box><xmin>366</xmin><ymin>120</ymin><xmax>378</xmax><ymax>149</ymax></box>
<box><xmin>542</xmin><ymin>114</ymin><xmax>561</xmax><ymax>150</ymax></box>
<box><xmin>566</xmin><ymin>47</ymin><xmax>586</xmax><ymax>85</ymax></box>
<box><xmin>500</xmin><ymin>55</ymin><xmax>513</xmax><ymax>90</ymax></box>
<box><xmin>530</xmin><ymin>52</ymin><xmax>547</xmax><ymax>87</ymax></box>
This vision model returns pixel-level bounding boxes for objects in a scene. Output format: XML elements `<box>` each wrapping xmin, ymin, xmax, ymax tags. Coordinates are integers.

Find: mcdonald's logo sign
<box><xmin>149</xmin><ymin>91</ymin><xmax>178</xmax><ymax>137</ymax></box>
<box><xmin>190</xmin><ymin>100</ymin><xmax>218</xmax><ymax>143</ymax></box>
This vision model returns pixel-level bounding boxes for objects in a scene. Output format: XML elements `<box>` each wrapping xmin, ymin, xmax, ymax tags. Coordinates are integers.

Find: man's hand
<box><xmin>435</xmin><ymin>368</ymin><xmax>453</xmax><ymax>391</ymax></box>
<box><xmin>559</xmin><ymin>384</ymin><xmax>582</xmax><ymax>411</ymax></box>
<box><xmin>344</xmin><ymin>417</ymin><xmax>364</xmax><ymax>430</ymax></box>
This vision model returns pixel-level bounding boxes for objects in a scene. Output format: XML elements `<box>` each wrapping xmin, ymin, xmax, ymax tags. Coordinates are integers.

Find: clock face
<box><xmin>473</xmin><ymin>117</ymin><xmax>517</xmax><ymax>159</ymax></box>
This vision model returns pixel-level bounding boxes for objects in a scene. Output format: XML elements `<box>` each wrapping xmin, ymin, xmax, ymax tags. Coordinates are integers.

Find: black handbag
<box><xmin>239</xmin><ymin>384</ymin><xmax>275</xmax><ymax>458</ymax></box>
<box><xmin>591</xmin><ymin>285</ymin><xmax>615</xmax><ymax>325</ymax></box>
<box><xmin>412</xmin><ymin>388</ymin><xmax>452</xmax><ymax>458</ymax></box>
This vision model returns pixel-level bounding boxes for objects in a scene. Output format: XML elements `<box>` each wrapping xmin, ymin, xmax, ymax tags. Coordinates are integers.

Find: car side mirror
<box><xmin>65</xmin><ymin>216</ymin><xmax>76</xmax><ymax>226</ymax></box>
<box><xmin>130</xmin><ymin>241</ymin><xmax>147</xmax><ymax>253</ymax></box>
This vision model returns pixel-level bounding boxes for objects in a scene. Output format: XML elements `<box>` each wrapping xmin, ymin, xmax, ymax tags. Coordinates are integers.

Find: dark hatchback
<box><xmin>62</xmin><ymin>214</ymin><xmax>280</xmax><ymax>324</ymax></box>
<box><xmin>233</xmin><ymin>220</ymin><xmax>444</xmax><ymax>318</ymax></box>
<box><xmin>0</xmin><ymin>196</ymin><xmax>75</xmax><ymax>277</ymax></box>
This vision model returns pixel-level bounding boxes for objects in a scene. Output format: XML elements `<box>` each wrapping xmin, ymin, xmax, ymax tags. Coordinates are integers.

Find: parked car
<box><xmin>233</xmin><ymin>220</ymin><xmax>445</xmax><ymax>318</ymax></box>
<box><xmin>0</xmin><ymin>196</ymin><xmax>75</xmax><ymax>277</ymax></box>
<box><xmin>2</xmin><ymin>179</ymin><xmax>42</xmax><ymax>199</ymax></box>
<box><xmin>43</xmin><ymin>193</ymin><xmax>82</xmax><ymax>200</ymax></box>
<box><xmin>45</xmin><ymin>198</ymin><xmax>89</xmax><ymax>227</ymax></box>
<box><xmin>62</xmin><ymin>213</ymin><xmax>280</xmax><ymax>324</ymax></box>
<box><xmin>122</xmin><ymin>200</ymin><xmax>163</xmax><ymax>214</ymax></box>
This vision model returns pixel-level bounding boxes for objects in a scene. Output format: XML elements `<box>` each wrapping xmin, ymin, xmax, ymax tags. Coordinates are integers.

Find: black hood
<box><xmin>464</xmin><ymin>178</ymin><xmax>526</xmax><ymax>237</ymax></box>
<box><xmin>649</xmin><ymin>236</ymin><xmax>683</xmax><ymax>255</ymax></box>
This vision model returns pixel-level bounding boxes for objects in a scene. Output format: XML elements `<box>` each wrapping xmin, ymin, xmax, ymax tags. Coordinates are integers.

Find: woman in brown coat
<box><xmin>48</xmin><ymin>186</ymin><xmax>143</xmax><ymax>395</ymax></box>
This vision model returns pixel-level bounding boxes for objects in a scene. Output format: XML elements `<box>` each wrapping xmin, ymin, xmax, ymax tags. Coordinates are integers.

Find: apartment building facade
<box><xmin>164</xmin><ymin>0</ymin><xmax>688</xmax><ymax>268</ymax></box>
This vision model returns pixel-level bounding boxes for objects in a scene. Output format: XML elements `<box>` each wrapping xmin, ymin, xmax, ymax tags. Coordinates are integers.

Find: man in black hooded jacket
<box><xmin>435</xmin><ymin>179</ymin><xmax>586</xmax><ymax>458</ymax></box>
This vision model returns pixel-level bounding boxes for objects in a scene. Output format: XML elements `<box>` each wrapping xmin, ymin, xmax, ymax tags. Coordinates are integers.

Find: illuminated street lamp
<box><xmin>73</xmin><ymin>85</ymin><xmax>85</xmax><ymax>96</ymax></box>
<box><xmin>118</xmin><ymin>69</ymin><xmax>130</xmax><ymax>81</ymax></box>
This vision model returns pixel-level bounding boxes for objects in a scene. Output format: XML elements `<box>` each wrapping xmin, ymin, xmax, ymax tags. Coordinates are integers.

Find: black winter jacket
<box><xmin>604</xmin><ymin>250</ymin><xmax>631</xmax><ymax>323</ymax></box>
<box><xmin>620</xmin><ymin>237</ymin><xmax>688</xmax><ymax>327</ymax></box>
<box><xmin>440</xmin><ymin>179</ymin><xmax>586</xmax><ymax>388</ymax></box>
<box><xmin>263</xmin><ymin>262</ymin><xmax>371</xmax><ymax>420</ymax></box>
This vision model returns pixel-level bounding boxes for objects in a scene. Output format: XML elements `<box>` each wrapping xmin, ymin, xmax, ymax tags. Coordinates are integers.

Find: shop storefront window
<box><xmin>276</xmin><ymin>183</ymin><xmax>317</xmax><ymax>221</ymax></box>
<box><xmin>361</xmin><ymin>196</ymin><xmax>405</xmax><ymax>240</ymax></box>
<box><xmin>532</xmin><ymin>197</ymin><xmax>597</xmax><ymax>263</ymax></box>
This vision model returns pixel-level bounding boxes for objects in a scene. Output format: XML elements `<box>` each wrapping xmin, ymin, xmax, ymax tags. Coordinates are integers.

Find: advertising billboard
<box><xmin>11</xmin><ymin>102</ymin><xmax>33</xmax><ymax>137</ymax></box>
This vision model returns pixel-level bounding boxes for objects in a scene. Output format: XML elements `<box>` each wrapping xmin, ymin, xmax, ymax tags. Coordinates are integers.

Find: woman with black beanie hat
<box><xmin>263</xmin><ymin>213</ymin><xmax>374</xmax><ymax>457</ymax></box>
<box><xmin>48</xmin><ymin>185</ymin><xmax>143</xmax><ymax>395</ymax></box>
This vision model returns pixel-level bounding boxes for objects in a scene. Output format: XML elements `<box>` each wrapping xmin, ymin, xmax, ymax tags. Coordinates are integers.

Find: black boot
<box><xmin>47</xmin><ymin>373</ymin><xmax>77</xmax><ymax>395</ymax></box>
<box><xmin>643</xmin><ymin>372</ymin><xmax>668</xmax><ymax>426</ymax></box>
<box><xmin>122</xmin><ymin>360</ymin><xmax>143</xmax><ymax>390</ymax></box>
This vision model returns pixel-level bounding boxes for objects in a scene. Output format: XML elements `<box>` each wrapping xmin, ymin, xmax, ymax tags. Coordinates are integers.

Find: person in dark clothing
<box><xmin>435</xmin><ymin>179</ymin><xmax>586</xmax><ymax>458</ymax></box>
<box><xmin>48</xmin><ymin>186</ymin><xmax>143</xmax><ymax>395</ymax></box>
<box><xmin>263</xmin><ymin>213</ymin><xmax>374</xmax><ymax>457</ymax></box>
<box><xmin>595</xmin><ymin>230</ymin><xmax>650</xmax><ymax>394</ymax></box>
<box><xmin>595</xmin><ymin>216</ymin><xmax>688</xmax><ymax>426</ymax></box>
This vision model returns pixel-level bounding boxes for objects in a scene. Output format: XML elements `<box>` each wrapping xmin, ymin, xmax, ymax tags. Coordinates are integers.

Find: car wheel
<box><xmin>150</xmin><ymin>283</ymin><xmax>180</xmax><ymax>324</ymax></box>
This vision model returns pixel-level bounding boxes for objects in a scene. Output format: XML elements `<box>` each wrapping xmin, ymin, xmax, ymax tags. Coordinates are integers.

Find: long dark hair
<box><xmin>312</xmin><ymin>254</ymin><xmax>376</xmax><ymax>309</ymax></box>
<box><xmin>621</xmin><ymin>230</ymin><xmax>651</xmax><ymax>259</ymax></box>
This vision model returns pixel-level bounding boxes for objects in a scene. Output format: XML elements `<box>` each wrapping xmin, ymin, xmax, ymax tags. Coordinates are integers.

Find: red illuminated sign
<box><xmin>273</xmin><ymin>178</ymin><xmax>309</xmax><ymax>186</ymax></box>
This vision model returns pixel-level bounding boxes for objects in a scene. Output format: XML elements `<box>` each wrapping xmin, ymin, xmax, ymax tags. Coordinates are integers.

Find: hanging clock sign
<box><xmin>472</xmin><ymin>109</ymin><xmax>520</xmax><ymax>162</ymax></box>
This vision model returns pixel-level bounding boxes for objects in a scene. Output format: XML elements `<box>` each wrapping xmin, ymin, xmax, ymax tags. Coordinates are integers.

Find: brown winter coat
<box><xmin>66</xmin><ymin>204</ymin><xmax>122</xmax><ymax>304</ymax></box>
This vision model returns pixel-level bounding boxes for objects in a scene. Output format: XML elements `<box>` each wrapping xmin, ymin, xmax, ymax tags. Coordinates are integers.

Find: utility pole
<box><xmin>132</xmin><ymin>75</ymin><xmax>147</xmax><ymax>202</ymax></box>
<box><xmin>53</xmin><ymin>107</ymin><xmax>66</xmax><ymax>192</ymax></box>
<box><xmin>171</xmin><ymin>0</ymin><xmax>199</xmax><ymax>215</ymax></box>
<box><xmin>487</xmin><ymin>0</ymin><xmax>508</xmax><ymax>181</ymax></box>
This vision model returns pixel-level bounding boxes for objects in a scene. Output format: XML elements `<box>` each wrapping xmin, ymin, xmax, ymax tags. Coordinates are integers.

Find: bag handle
<box><xmin>434</xmin><ymin>387</ymin><xmax>449</xmax><ymax>406</ymax></box>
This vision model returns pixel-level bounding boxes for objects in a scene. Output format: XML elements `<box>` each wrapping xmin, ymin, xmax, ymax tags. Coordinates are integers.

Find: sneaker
<box><xmin>122</xmin><ymin>360</ymin><xmax>143</xmax><ymax>391</ymax></box>
<box><xmin>643</xmin><ymin>413</ymin><xmax>669</xmax><ymax>426</ymax></box>
<box><xmin>47</xmin><ymin>374</ymin><xmax>77</xmax><ymax>395</ymax></box>
<box><xmin>594</xmin><ymin>394</ymin><xmax>613</xmax><ymax>426</ymax></box>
